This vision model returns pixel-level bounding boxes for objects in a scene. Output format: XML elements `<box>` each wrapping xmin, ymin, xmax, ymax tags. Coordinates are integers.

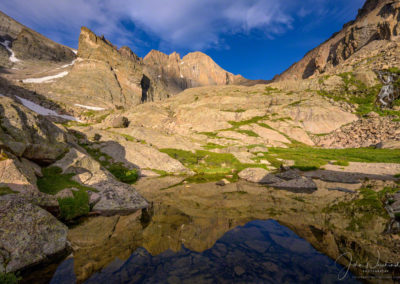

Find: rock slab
<box><xmin>0</xmin><ymin>197</ymin><xmax>68</xmax><ymax>273</ymax></box>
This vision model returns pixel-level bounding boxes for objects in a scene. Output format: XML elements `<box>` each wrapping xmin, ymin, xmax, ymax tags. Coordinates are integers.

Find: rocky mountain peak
<box><xmin>144</xmin><ymin>49</ymin><xmax>254</xmax><ymax>93</ymax></box>
<box><xmin>78</xmin><ymin>26</ymin><xmax>119</xmax><ymax>61</ymax></box>
<box><xmin>0</xmin><ymin>11</ymin><xmax>75</xmax><ymax>63</ymax></box>
<box><xmin>144</xmin><ymin>49</ymin><xmax>170</xmax><ymax>64</ymax></box>
<box><xmin>119</xmin><ymin>45</ymin><xmax>141</xmax><ymax>62</ymax></box>
<box><xmin>356</xmin><ymin>0</ymin><xmax>392</xmax><ymax>19</ymax></box>
<box><xmin>275</xmin><ymin>0</ymin><xmax>400</xmax><ymax>81</ymax></box>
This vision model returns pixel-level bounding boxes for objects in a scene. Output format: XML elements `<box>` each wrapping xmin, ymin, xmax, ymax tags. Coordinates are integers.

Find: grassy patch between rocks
<box><xmin>0</xmin><ymin>272</ymin><xmax>21</xmax><ymax>284</ymax></box>
<box><xmin>317</xmin><ymin>71</ymin><xmax>400</xmax><ymax>117</ymax></box>
<box><xmin>0</xmin><ymin>151</ymin><xmax>8</xmax><ymax>161</ymax></box>
<box><xmin>160</xmin><ymin>148</ymin><xmax>266</xmax><ymax>183</ymax></box>
<box><xmin>222</xmin><ymin>108</ymin><xmax>246</xmax><ymax>113</ymax></box>
<box><xmin>81</xmin><ymin>145</ymin><xmax>139</xmax><ymax>184</ymax></box>
<box><xmin>37</xmin><ymin>167</ymin><xmax>97</xmax><ymax>221</ymax></box>
<box><xmin>325</xmin><ymin>186</ymin><xmax>398</xmax><ymax>231</ymax></box>
<box><xmin>58</xmin><ymin>190</ymin><xmax>90</xmax><ymax>221</ymax></box>
<box><xmin>202</xmin><ymin>142</ymin><xmax>226</xmax><ymax>150</ymax></box>
<box><xmin>0</xmin><ymin>186</ymin><xmax>16</xmax><ymax>196</ymax></box>
<box><xmin>235</xmin><ymin>129</ymin><xmax>259</xmax><ymax>137</ymax></box>
<box><xmin>37</xmin><ymin>167</ymin><xmax>95</xmax><ymax>195</ymax></box>
<box><xmin>265</xmin><ymin>146</ymin><xmax>400</xmax><ymax>171</ymax></box>
<box><xmin>227</xmin><ymin>116</ymin><xmax>268</xmax><ymax>128</ymax></box>
<box><xmin>37</xmin><ymin>167</ymin><xmax>95</xmax><ymax>221</ymax></box>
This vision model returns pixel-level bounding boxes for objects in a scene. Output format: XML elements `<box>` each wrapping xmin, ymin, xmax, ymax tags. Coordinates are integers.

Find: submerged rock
<box><xmin>0</xmin><ymin>196</ymin><xmax>68</xmax><ymax>273</ymax></box>
<box><xmin>271</xmin><ymin>177</ymin><xmax>317</xmax><ymax>192</ymax></box>
<box><xmin>276</xmin><ymin>169</ymin><xmax>302</xmax><ymax>181</ymax></box>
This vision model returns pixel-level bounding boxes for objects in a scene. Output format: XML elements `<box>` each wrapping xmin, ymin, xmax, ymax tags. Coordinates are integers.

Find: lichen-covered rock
<box><xmin>0</xmin><ymin>196</ymin><xmax>68</xmax><ymax>273</ymax></box>
<box><xmin>0</xmin><ymin>97</ymin><xmax>69</xmax><ymax>164</ymax></box>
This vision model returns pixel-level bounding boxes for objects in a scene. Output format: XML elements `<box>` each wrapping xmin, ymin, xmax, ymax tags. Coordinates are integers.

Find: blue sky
<box><xmin>0</xmin><ymin>0</ymin><xmax>365</xmax><ymax>80</ymax></box>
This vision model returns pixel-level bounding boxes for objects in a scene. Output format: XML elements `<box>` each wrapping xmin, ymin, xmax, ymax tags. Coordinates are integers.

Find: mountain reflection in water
<box><xmin>50</xmin><ymin>219</ymin><xmax>358</xmax><ymax>284</ymax></box>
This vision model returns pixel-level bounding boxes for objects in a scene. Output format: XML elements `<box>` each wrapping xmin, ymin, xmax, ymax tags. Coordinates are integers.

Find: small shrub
<box><xmin>0</xmin><ymin>272</ymin><xmax>21</xmax><ymax>284</ymax></box>
<box><xmin>235</xmin><ymin>129</ymin><xmax>259</xmax><ymax>137</ymax></box>
<box><xmin>108</xmin><ymin>163</ymin><xmax>138</xmax><ymax>184</ymax></box>
<box><xmin>333</xmin><ymin>160</ymin><xmax>350</xmax><ymax>166</ymax></box>
<box><xmin>0</xmin><ymin>151</ymin><xmax>8</xmax><ymax>161</ymax></box>
<box><xmin>58</xmin><ymin>190</ymin><xmax>90</xmax><ymax>221</ymax></box>
<box><xmin>0</xmin><ymin>186</ymin><xmax>16</xmax><ymax>196</ymax></box>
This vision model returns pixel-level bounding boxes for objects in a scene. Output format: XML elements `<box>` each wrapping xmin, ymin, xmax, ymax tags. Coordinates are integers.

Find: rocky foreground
<box><xmin>0</xmin><ymin>96</ymin><xmax>148</xmax><ymax>274</ymax></box>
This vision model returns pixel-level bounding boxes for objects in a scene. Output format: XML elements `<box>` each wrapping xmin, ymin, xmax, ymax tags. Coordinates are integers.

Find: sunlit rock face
<box><xmin>143</xmin><ymin>49</ymin><xmax>254</xmax><ymax>95</ymax></box>
<box><xmin>275</xmin><ymin>0</ymin><xmax>400</xmax><ymax>81</ymax></box>
<box><xmin>51</xmin><ymin>27</ymin><xmax>169</xmax><ymax>109</ymax></box>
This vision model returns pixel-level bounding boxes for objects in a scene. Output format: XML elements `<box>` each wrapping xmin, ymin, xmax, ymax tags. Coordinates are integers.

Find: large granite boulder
<box><xmin>0</xmin><ymin>196</ymin><xmax>68</xmax><ymax>273</ymax></box>
<box><xmin>376</xmin><ymin>140</ymin><xmax>400</xmax><ymax>149</ymax></box>
<box><xmin>0</xmin><ymin>97</ymin><xmax>69</xmax><ymax>164</ymax></box>
<box><xmin>0</xmin><ymin>157</ymin><xmax>37</xmax><ymax>193</ymax></box>
<box><xmin>53</xmin><ymin>148</ymin><xmax>148</xmax><ymax>215</ymax></box>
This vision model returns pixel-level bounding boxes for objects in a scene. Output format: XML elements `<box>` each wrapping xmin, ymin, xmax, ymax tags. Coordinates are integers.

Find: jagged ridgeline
<box><xmin>275</xmin><ymin>0</ymin><xmax>400</xmax><ymax>81</ymax></box>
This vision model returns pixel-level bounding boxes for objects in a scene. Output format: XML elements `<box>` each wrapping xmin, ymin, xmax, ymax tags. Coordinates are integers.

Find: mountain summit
<box><xmin>144</xmin><ymin>49</ymin><xmax>250</xmax><ymax>94</ymax></box>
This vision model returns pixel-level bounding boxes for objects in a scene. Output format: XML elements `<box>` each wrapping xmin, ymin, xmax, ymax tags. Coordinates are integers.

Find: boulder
<box><xmin>53</xmin><ymin>148</ymin><xmax>148</xmax><ymax>215</ymax></box>
<box><xmin>238</xmin><ymin>168</ymin><xmax>281</xmax><ymax>184</ymax></box>
<box><xmin>88</xmin><ymin>191</ymin><xmax>101</xmax><ymax>207</ymax></box>
<box><xmin>98</xmin><ymin>140</ymin><xmax>190</xmax><ymax>174</ymax></box>
<box><xmin>0</xmin><ymin>196</ymin><xmax>68</xmax><ymax>273</ymax></box>
<box><xmin>111</xmin><ymin>116</ymin><xmax>129</xmax><ymax>128</ymax></box>
<box><xmin>216</xmin><ymin>179</ymin><xmax>230</xmax><ymax>186</ymax></box>
<box><xmin>55</xmin><ymin>188</ymin><xmax>74</xmax><ymax>199</ymax></box>
<box><xmin>0</xmin><ymin>157</ymin><xmax>37</xmax><ymax>193</ymax></box>
<box><xmin>376</xmin><ymin>140</ymin><xmax>400</xmax><ymax>149</ymax></box>
<box><xmin>0</xmin><ymin>97</ymin><xmax>69</xmax><ymax>164</ymax></box>
<box><xmin>271</xmin><ymin>177</ymin><xmax>317</xmax><ymax>192</ymax></box>
<box><xmin>353</xmin><ymin>70</ymin><xmax>378</xmax><ymax>87</ymax></box>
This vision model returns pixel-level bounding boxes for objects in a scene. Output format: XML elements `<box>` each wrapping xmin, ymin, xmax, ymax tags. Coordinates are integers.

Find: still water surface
<box><xmin>49</xmin><ymin>219</ymin><xmax>358</xmax><ymax>284</ymax></box>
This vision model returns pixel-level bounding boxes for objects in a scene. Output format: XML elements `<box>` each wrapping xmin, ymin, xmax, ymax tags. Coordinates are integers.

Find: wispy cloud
<box><xmin>0</xmin><ymin>0</ymin><xmax>365</xmax><ymax>52</ymax></box>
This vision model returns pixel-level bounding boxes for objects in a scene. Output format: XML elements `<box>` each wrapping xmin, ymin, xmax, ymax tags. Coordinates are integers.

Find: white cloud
<box><xmin>0</xmin><ymin>0</ymin><xmax>365</xmax><ymax>52</ymax></box>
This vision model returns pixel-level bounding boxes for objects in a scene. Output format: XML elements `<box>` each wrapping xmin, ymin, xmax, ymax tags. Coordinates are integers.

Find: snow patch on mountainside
<box><xmin>16</xmin><ymin>96</ymin><xmax>80</xmax><ymax>121</ymax></box>
<box><xmin>74</xmin><ymin>104</ymin><xmax>105</xmax><ymax>111</ymax></box>
<box><xmin>22</xmin><ymin>71</ymin><xmax>69</xmax><ymax>84</ymax></box>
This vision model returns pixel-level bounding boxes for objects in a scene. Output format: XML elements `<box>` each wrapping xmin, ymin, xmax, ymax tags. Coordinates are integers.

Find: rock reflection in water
<box><xmin>52</xmin><ymin>220</ymin><xmax>358</xmax><ymax>284</ymax></box>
